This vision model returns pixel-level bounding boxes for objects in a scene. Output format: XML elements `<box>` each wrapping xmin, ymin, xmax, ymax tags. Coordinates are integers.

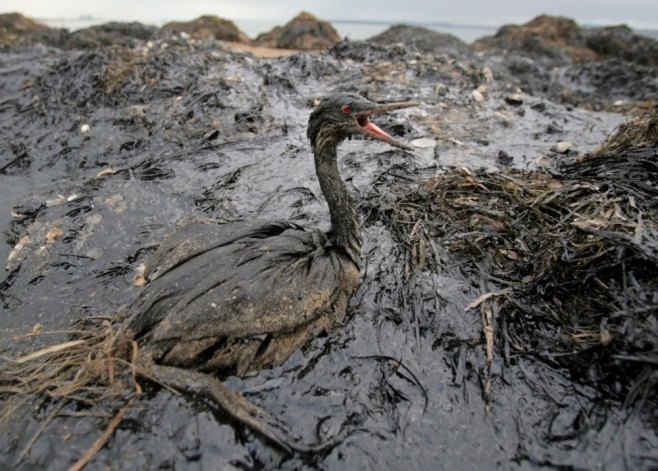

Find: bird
<box><xmin>6</xmin><ymin>93</ymin><xmax>417</xmax><ymax>453</ymax></box>
<box><xmin>123</xmin><ymin>93</ymin><xmax>417</xmax><ymax>372</ymax></box>
<box><xmin>118</xmin><ymin>93</ymin><xmax>417</xmax><ymax>449</ymax></box>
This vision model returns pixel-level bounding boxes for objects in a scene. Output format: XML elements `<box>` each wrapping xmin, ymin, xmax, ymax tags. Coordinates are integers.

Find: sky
<box><xmin>1</xmin><ymin>0</ymin><xmax>657</xmax><ymax>30</ymax></box>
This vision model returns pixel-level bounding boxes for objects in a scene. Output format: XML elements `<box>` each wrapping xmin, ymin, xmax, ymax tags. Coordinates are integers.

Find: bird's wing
<box><xmin>127</xmin><ymin>224</ymin><xmax>359</xmax><ymax>345</ymax></box>
<box><xmin>144</xmin><ymin>219</ymin><xmax>300</xmax><ymax>281</ymax></box>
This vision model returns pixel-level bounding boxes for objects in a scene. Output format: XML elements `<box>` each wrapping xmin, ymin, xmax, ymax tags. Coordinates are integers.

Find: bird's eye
<box><xmin>341</xmin><ymin>104</ymin><xmax>352</xmax><ymax>114</ymax></box>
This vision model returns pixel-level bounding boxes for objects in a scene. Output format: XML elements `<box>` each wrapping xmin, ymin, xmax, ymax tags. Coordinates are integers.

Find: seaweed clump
<box><xmin>0</xmin><ymin>318</ymin><xmax>141</xmax><ymax>468</ymax></box>
<box><xmin>592</xmin><ymin>103</ymin><xmax>658</xmax><ymax>157</ymax></box>
<box><xmin>388</xmin><ymin>143</ymin><xmax>658</xmax><ymax>405</ymax></box>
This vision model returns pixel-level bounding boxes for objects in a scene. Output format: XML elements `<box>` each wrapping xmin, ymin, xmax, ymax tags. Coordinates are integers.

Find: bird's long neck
<box><xmin>314</xmin><ymin>143</ymin><xmax>362</xmax><ymax>267</ymax></box>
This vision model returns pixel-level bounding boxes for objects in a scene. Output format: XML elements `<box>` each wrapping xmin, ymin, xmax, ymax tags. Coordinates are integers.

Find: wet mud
<box><xmin>1</xmin><ymin>25</ymin><xmax>656</xmax><ymax>470</ymax></box>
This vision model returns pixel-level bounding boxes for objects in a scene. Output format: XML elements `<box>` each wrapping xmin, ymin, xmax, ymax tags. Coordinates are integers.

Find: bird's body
<box><xmin>126</xmin><ymin>219</ymin><xmax>360</xmax><ymax>375</ymax></box>
<box><xmin>122</xmin><ymin>94</ymin><xmax>416</xmax><ymax>387</ymax></box>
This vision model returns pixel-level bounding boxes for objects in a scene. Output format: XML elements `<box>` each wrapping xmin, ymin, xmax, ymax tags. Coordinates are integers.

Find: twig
<box><xmin>481</xmin><ymin>304</ymin><xmax>495</xmax><ymax>409</ymax></box>
<box><xmin>464</xmin><ymin>289</ymin><xmax>510</xmax><ymax>312</ymax></box>
<box><xmin>130</xmin><ymin>340</ymin><xmax>143</xmax><ymax>396</ymax></box>
<box><xmin>68</xmin><ymin>397</ymin><xmax>135</xmax><ymax>471</ymax></box>
<box><xmin>14</xmin><ymin>340</ymin><xmax>86</xmax><ymax>364</ymax></box>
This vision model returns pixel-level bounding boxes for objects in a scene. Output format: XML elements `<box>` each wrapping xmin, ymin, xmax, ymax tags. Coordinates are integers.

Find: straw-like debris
<box><xmin>0</xmin><ymin>318</ymin><xmax>139</xmax><ymax>423</ymax></box>
<box><xmin>0</xmin><ymin>318</ymin><xmax>143</xmax><ymax>466</ymax></box>
<box><xmin>385</xmin><ymin>145</ymin><xmax>658</xmax><ymax>404</ymax></box>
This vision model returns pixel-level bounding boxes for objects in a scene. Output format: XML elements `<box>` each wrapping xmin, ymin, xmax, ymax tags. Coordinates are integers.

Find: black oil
<box><xmin>1</xmin><ymin>34</ymin><xmax>655</xmax><ymax>470</ymax></box>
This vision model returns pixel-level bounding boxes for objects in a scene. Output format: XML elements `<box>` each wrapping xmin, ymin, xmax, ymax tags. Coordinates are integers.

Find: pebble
<box><xmin>497</xmin><ymin>150</ymin><xmax>513</xmax><ymax>165</ymax></box>
<box><xmin>471</xmin><ymin>89</ymin><xmax>485</xmax><ymax>103</ymax></box>
<box><xmin>481</xmin><ymin>67</ymin><xmax>494</xmax><ymax>83</ymax></box>
<box><xmin>505</xmin><ymin>94</ymin><xmax>524</xmax><ymax>106</ymax></box>
<box><xmin>434</xmin><ymin>83</ymin><xmax>448</xmax><ymax>96</ymax></box>
<box><xmin>546</xmin><ymin>122</ymin><xmax>564</xmax><ymax>134</ymax></box>
<box><xmin>535</xmin><ymin>155</ymin><xmax>553</xmax><ymax>167</ymax></box>
<box><xmin>493</xmin><ymin>110</ymin><xmax>515</xmax><ymax>126</ymax></box>
<box><xmin>46</xmin><ymin>228</ymin><xmax>63</xmax><ymax>244</ymax></box>
<box><xmin>412</xmin><ymin>138</ymin><xmax>437</xmax><ymax>148</ymax></box>
<box><xmin>454</xmin><ymin>62</ymin><xmax>469</xmax><ymax>74</ymax></box>
<box><xmin>87</xmin><ymin>213</ymin><xmax>103</xmax><ymax>225</ymax></box>
<box><xmin>80</xmin><ymin>123</ymin><xmax>90</xmax><ymax>133</ymax></box>
<box><xmin>134</xmin><ymin>263</ymin><xmax>147</xmax><ymax>287</ymax></box>
<box><xmin>551</xmin><ymin>141</ymin><xmax>573</xmax><ymax>153</ymax></box>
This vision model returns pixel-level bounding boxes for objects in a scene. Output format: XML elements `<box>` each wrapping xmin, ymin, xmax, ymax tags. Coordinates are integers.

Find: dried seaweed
<box><xmin>0</xmin><ymin>319</ymin><xmax>139</xmax><ymax>422</ymax></box>
<box><xmin>592</xmin><ymin>104</ymin><xmax>658</xmax><ymax>157</ymax></box>
<box><xmin>0</xmin><ymin>318</ymin><xmax>146</xmax><ymax>466</ymax></box>
<box><xmin>386</xmin><ymin>146</ymin><xmax>658</xmax><ymax>404</ymax></box>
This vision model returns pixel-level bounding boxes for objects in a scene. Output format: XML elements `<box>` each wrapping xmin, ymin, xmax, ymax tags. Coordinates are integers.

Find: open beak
<box><xmin>356</xmin><ymin>100</ymin><xmax>418</xmax><ymax>150</ymax></box>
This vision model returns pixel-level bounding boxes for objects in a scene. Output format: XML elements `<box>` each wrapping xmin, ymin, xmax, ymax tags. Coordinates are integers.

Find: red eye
<box><xmin>341</xmin><ymin>104</ymin><xmax>352</xmax><ymax>114</ymax></box>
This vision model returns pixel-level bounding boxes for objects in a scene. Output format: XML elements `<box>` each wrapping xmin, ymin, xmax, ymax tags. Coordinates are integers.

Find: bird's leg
<box><xmin>141</xmin><ymin>363</ymin><xmax>351</xmax><ymax>454</ymax></box>
<box><xmin>143</xmin><ymin>363</ymin><xmax>293</xmax><ymax>453</ymax></box>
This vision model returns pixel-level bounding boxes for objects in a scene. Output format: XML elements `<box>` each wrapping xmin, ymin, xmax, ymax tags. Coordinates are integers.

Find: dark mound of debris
<box><xmin>383</xmin><ymin>120</ymin><xmax>658</xmax><ymax>404</ymax></box>
<box><xmin>474</xmin><ymin>15</ymin><xmax>592</xmax><ymax>63</ymax></box>
<box><xmin>475</xmin><ymin>15</ymin><xmax>658</xmax><ymax>109</ymax></box>
<box><xmin>594</xmin><ymin>104</ymin><xmax>658</xmax><ymax>156</ymax></box>
<box><xmin>64</xmin><ymin>22</ymin><xmax>157</xmax><ymax>50</ymax></box>
<box><xmin>585</xmin><ymin>24</ymin><xmax>658</xmax><ymax>66</ymax></box>
<box><xmin>0</xmin><ymin>12</ymin><xmax>47</xmax><ymax>45</ymax></box>
<box><xmin>474</xmin><ymin>14</ymin><xmax>658</xmax><ymax>66</ymax></box>
<box><xmin>256</xmin><ymin>11</ymin><xmax>340</xmax><ymax>50</ymax></box>
<box><xmin>0</xmin><ymin>12</ymin><xmax>67</xmax><ymax>49</ymax></box>
<box><xmin>161</xmin><ymin>15</ymin><xmax>251</xmax><ymax>44</ymax></box>
<box><xmin>561</xmin><ymin>59</ymin><xmax>658</xmax><ymax>107</ymax></box>
<box><xmin>369</xmin><ymin>24</ymin><xmax>473</xmax><ymax>57</ymax></box>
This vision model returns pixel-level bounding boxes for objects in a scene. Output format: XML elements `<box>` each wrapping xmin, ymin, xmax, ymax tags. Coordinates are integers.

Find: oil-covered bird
<box><xmin>125</xmin><ymin>94</ymin><xmax>417</xmax><ymax>450</ymax></box>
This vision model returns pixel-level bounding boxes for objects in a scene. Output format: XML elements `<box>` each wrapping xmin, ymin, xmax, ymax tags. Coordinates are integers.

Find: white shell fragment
<box><xmin>6</xmin><ymin>235</ymin><xmax>30</xmax><ymax>270</ymax></box>
<box><xmin>134</xmin><ymin>263</ymin><xmax>147</xmax><ymax>287</ymax></box>
<box><xmin>551</xmin><ymin>141</ymin><xmax>574</xmax><ymax>153</ymax></box>
<box><xmin>412</xmin><ymin>138</ymin><xmax>437</xmax><ymax>148</ymax></box>
<box><xmin>96</xmin><ymin>168</ymin><xmax>117</xmax><ymax>178</ymax></box>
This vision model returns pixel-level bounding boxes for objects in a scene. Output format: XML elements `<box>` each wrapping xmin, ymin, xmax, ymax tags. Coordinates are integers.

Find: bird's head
<box><xmin>308</xmin><ymin>93</ymin><xmax>417</xmax><ymax>154</ymax></box>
